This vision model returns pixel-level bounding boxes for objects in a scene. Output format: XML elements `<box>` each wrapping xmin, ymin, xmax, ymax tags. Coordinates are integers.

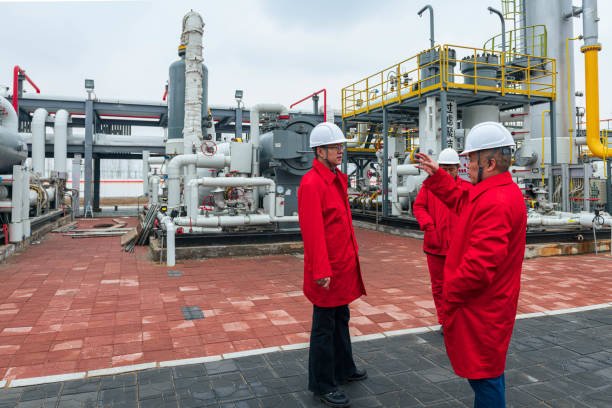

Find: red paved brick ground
<box><xmin>0</xmin><ymin>217</ymin><xmax>610</xmax><ymax>381</ymax></box>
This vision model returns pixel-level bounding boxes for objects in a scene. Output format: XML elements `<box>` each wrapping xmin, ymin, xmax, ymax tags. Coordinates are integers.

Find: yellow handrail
<box><xmin>341</xmin><ymin>43</ymin><xmax>556</xmax><ymax>118</ymax></box>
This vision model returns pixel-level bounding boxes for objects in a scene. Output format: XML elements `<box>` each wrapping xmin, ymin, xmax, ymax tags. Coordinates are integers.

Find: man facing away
<box><xmin>413</xmin><ymin>148</ymin><xmax>471</xmax><ymax>332</ymax></box>
<box><xmin>416</xmin><ymin>122</ymin><xmax>527</xmax><ymax>407</ymax></box>
<box><xmin>298</xmin><ymin>122</ymin><xmax>367</xmax><ymax>408</ymax></box>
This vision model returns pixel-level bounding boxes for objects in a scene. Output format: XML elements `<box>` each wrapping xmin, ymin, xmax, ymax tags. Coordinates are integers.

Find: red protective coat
<box><xmin>413</xmin><ymin>177</ymin><xmax>472</xmax><ymax>256</ymax></box>
<box><xmin>424</xmin><ymin>170</ymin><xmax>526</xmax><ymax>379</ymax></box>
<box><xmin>413</xmin><ymin>176</ymin><xmax>471</xmax><ymax>325</ymax></box>
<box><xmin>298</xmin><ymin>159</ymin><xmax>366</xmax><ymax>308</ymax></box>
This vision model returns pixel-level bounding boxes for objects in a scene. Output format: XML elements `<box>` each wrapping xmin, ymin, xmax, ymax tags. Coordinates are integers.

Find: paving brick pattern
<box><xmin>0</xmin><ymin>309</ymin><xmax>610</xmax><ymax>407</ymax></box>
<box><xmin>0</xmin><ymin>218</ymin><xmax>610</xmax><ymax>381</ymax></box>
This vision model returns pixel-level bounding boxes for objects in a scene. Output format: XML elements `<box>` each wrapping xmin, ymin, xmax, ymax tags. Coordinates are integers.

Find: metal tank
<box><xmin>524</xmin><ymin>0</ymin><xmax>575</xmax><ymax>164</ymax></box>
<box><xmin>167</xmin><ymin>45</ymin><xmax>209</xmax><ymax>141</ymax></box>
<box><xmin>416</xmin><ymin>48</ymin><xmax>456</xmax><ymax>89</ymax></box>
<box><xmin>259</xmin><ymin>117</ymin><xmax>316</xmax><ymax>217</ymax></box>
<box><xmin>0</xmin><ymin>96</ymin><xmax>27</xmax><ymax>173</ymax></box>
<box><xmin>0</xmin><ymin>128</ymin><xmax>27</xmax><ymax>173</ymax></box>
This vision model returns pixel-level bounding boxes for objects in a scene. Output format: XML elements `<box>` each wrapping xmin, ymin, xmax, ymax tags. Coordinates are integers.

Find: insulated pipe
<box><xmin>54</xmin><ymin>109</ymin><xmax>69</xmax><ymax>173</ymax></box>
<box><xmin>143</xmin><ymin>154</ymin><xmax>166</xmax><ymax>197</ymax></box>
<box><xmin>397</xmin><ymin>164</ymin><xmax>419</xmax><ymax>176</ymax></box>
<box><xmin>581</xmin><ymin>0</ymin><xmax>610</xmax><ymax>159</ymax></box>
<box><xmin>158</xmin><ymin>214</ymin><xmax>176</xmax><ymax>267</ymax></box>
<box><xmin>417</xmin><ymin>5</ymin><xmax>435</xmax><ymax>48</ymax></box>
<box><xmin>44</xmin><ymin>186</ymin><xmax>56</xmax><ymax>204</ymax></box>
<box><xmin>150</xmin><ymin>175</ymin><xmax>160</xmax><ymax>205</ymax></box>
<box><xmin>181</xmin><ymin>11</ymin><xmax>205</xmax><ymax>154</ymax></box>
<box><xmin>579</xmin><ymin>211</ymin><xmax>612</xmax><ymax>227</ymax></box>
<box><xmin>31</xmin><ymin>108</ymin><xmax>48</xmax><ymax>176</ymax></box>
<box><xmin>488</xmin><ymin>7</ymin><xmax>506</xmax><ymax>55</ymax></box>
<box><xmin>167</xmin><ymin>153</ymin><xmax>230</xmax><ymax>210</ymax></box>
<box><xmin>174</xmin><ymin>214</ymin><xmax>274</xmax><ymax>228</ymax></box>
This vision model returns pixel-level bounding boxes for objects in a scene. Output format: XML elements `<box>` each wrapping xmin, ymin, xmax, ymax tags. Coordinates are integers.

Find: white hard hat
<box><xmin>438</xmin><ymin>148</ymin><xmax>460</xmax><ymax>164</ymax></box>
<box><xmin>309</xmin><ymin>122</ymin><xmax>348</xmax><ymax>148</ymax></box>
<box><xmin>461</xmin><ymin>121</ymin><xmax>516</xmax><ymax>156</ymax></box>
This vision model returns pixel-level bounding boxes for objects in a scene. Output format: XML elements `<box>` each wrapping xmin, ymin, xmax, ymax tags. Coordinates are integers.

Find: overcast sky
<box><xmin>1</xmin><ymin>0</ymin><xmax>611</xmax><ymax>124</ymax></box>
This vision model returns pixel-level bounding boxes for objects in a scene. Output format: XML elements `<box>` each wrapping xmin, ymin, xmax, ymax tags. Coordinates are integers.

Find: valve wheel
<box><xmin>201</xmin><ymin>140</ymin><xmax>217</xmax><ymax>156</ymax></box>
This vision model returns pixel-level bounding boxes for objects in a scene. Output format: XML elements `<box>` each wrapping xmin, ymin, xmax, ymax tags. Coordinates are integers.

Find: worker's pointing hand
<box><xmin>415</xmin><ymin>152</ymin><xmax>439</xmax><ymax>176</ymax></box>
<box><xmin>316</xmin><ymin>277</ymin><xmax>331</xmax><ymax>290</ymax></box>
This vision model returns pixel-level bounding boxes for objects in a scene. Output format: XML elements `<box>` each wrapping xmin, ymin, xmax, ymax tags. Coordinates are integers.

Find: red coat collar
<box><xmin>312</xmin><ymin>159</ymin><xmax>345</xmax><ymax>185</ymax></box>
<box><xmin>469</xmin><ymin>171</ymin><xmax>514</xmax><ymax>202</ymax></box>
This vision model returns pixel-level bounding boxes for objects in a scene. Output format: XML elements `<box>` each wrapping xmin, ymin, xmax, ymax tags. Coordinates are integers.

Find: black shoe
<box><xmin>315</xmin><ymin>390</ymin><xmax>350</xmax><ymax>407</ymax></box>
<box><xmin>347</xmin><ymin>368</ymin><xmax>368</xmax><ymax>382</ymax></box>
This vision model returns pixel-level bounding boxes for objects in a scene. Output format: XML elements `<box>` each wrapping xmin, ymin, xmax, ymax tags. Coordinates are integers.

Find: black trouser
<box><xmin>308</xmin><ymin>304</ymin><xmax>357</xmax><ymax>395</ymax></box>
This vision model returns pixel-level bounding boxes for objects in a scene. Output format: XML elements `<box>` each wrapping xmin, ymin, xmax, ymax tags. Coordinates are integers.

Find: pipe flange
<box><xmin>580</xmin><ymin>44</ymin><xmax>602</xmax><ymax>53</ymax></box>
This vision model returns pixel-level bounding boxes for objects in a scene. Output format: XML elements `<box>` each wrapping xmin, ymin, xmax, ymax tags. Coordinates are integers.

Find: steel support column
<box><xmin>440</xmin><ymin>91</ymin><xmax>447</xmax><ymax>149</ymax></box>
<box><xmin>235</xmin><ymin>106</ymin><xmax>242</xmax><ymax>140</ymax></box>
<box><xmin>93</xmin><ymin>157</ymin><xmax>101</xmax><ymax>211</ymax></box>
<box><xmin>550</xmin><ymin>101</ymin><xmax>557</xmax><ymax>164</ymax></box>
<box><xmin>382</xmin><ymin>107</ymin><xmax>389</xmax><ymax>217</ymax></box>
<box><xmin>607</xmin><ymin>160</ymin><xmax>612</xmax><ymax>213</ymax></box>
<box><xmin>341</xmin><ymin>120</ymin><xmax>348</xmax><ymax>174</ymax></box>
<box><xmin>84</xmin><ymin>98</ymin><xmax>94</xmax><ymax>213</ymax></box>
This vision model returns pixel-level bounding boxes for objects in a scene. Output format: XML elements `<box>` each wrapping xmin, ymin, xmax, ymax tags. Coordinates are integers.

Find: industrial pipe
<box><xmin>488</xmin><ymin>7</ymin><xmax>506</xmax><ymax>55</ymax></box>
<box><xmin>150</xmin><ymin>175</ymin><xmax>160</xmax><ymax>205</ymax></box>
<box><xmin>54</xmin><ymin>109</ymin><xmax>69</xmax><ymax>173</ymax></box>
<box><xmin>290</xmin><ymin>89</ymin><xmax>327</xmax><ymax>122</ymax></box>
<box><xmin>249</xmin><ymin>103</ymin><xmax>289</xmax><ymax>206</ymax></box>
<box><xmin>581</xmin><ymin>0</ymin><xmax>611</xmax><ymax>159</ymax></box>
<box><xmin>417</xmin><ymin>5</ymin><xmax>435</xmax><ymax>48</ymax></box>
<box><xmin>167</xmin><ymin>153</ymin><xmax>230</xmax><ymax>209</ymax></box>
<box><xmin>185</xmin><ymin>176</ymin><xmax>276</xmax><ymax>220</ymax></box>
<box><xmin>142</xmin><ymin>151</ymin><xmax>165</xmax><ymax>197</ymax></box>
<box><xmin>174</xmin><ymin>213</ymin><xmax>298</xmax><ymax>228</ymax></box>
<box><xmin>181</xmin><ymin>11</ymin><xmax>205</xmax><ymax>155</ymax></box>
<box><xmin>158</xmin><ymin>213</ymin><xmax>176</xmax><ymax>267</ymax></box>
<box><xmin>567</xmin><ymin>35</ymin><xmax>583</xmax><ymax>164</ymax></box>
<box><xmin>31</xmin><ymin>108</ymin><xmax>48</xmax><ymax>176</ymax></box>
<box><xmin>12</xmin><ymin>66</ymin><xmax>41</xmax><ymax>112</ymax></box>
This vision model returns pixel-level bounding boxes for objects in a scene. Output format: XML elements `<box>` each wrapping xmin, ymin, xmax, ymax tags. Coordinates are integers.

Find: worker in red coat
<box><xmin>298</xmin><ymin>122</ymin><xmax>367</xmax><ymax>408</ymax></box>
<box><xmin>416</xmin><ymin>122</ymin><xmax>526</xmax><ymax>407</ymax></box>
<box><xmin>413</xmin><ymin>148</ymin><xmax>471</xmax><ymax>330</ymax></box>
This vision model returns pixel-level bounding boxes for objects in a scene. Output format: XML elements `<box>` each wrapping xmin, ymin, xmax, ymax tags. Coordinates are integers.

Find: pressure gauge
<box><xmin>276</xmin><ymin>185</ymin><xmax>285</xmax><ymax>194</ymax></box>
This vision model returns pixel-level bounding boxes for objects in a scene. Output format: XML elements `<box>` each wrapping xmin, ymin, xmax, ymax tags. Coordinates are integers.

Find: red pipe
<box><xmin>162</xmin><ymin>84</ymin><xmax>168</xmax><ymax>101</ymax></box>
<box><xmin>290</xmin><ymin>88</ymin><xmax>327</xmax><ymax>122</ymax></box>
<box><xmin>12</xmin><ymin>65</ymin><xmax>41</xmax><ymax>112</ymax></box>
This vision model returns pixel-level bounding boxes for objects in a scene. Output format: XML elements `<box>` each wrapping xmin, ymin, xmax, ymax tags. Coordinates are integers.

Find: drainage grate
<box><xmin>167</xmin><ymin>270</ymin><xmax>183</xmax><ymax>277</ymax></box>
<box><xmin>182</xmin><ymin>306</ymin><xmax>204</xmax><ymax>320</ymax></box>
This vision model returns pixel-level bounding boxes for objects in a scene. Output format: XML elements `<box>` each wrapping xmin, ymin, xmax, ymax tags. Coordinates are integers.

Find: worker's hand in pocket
<box><xmin>316</xmin><ymin>277</ymin><xmax>331</xmax><ymax>290</ymax></box>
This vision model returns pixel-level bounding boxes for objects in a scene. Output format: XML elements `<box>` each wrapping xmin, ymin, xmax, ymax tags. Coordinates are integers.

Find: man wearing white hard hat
<box><xmin>416</xmin><ymin>122</ymin><xmax>526</xmax><ymax>407</ymax></box>
<box><xmin>413</xmin><ymin>148</ymin><xmax>471</xmax><ymax>333</ymax></box>
<box><xmin>298</xmin><ymin>122</ymin><xmax>367</xmax><ymax>408</ymax></box>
